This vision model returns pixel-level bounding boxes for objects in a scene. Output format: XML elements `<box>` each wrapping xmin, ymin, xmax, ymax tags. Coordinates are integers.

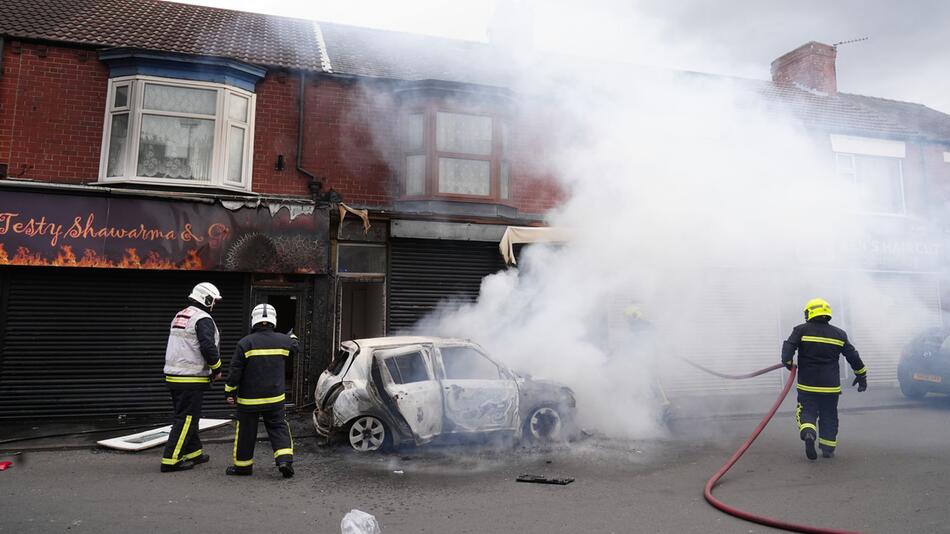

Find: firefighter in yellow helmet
<box><xmin>781</xmin><ymin>298</ymin><xmax>867</xmax><ymax>460</ymax></box>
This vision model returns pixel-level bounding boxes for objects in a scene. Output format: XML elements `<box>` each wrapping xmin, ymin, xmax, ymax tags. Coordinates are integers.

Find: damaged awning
<box><xmin>499</xmin><ymin>226</ymin><xmax>569</xmax><ymax>265</ymax></box>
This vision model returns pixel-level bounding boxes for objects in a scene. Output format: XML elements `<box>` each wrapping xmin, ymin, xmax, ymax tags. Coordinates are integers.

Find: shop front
<box><xmin>0</xmin><ymin>187</ymin><xmax>329</xmax><ymax>420</ymax></box>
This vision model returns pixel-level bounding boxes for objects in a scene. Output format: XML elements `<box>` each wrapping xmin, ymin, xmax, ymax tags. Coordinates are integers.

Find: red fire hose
<box><xmin>697</xmin><ymin>363</ymin><xmax>863</xmax><ymax>534</ymax></box>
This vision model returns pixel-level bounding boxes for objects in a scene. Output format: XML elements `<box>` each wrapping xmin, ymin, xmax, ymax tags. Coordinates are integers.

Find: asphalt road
<box><xmin>3</xmin><ymin>400</ymin><xmax>950</xmax><ymax>534</ymax></box>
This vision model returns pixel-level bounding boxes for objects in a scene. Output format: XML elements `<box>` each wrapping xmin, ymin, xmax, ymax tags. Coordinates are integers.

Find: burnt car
<box><xmin>898</xmin><ymin>327</ymin><xmax>950</xmax><ymax>399</ymax></box>
<box><xmin>312</xmin><ymin>336</ymin><xmax>577</xmax><ymax>452</ymax></box>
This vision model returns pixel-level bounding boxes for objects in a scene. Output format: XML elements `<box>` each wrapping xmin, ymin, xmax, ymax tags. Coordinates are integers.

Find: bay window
<box><xmin>402</xmin><ymin>108</ymin><xmax>510</xmax><ymax>201</ymax></box>
<box><xmin>100</xmin><ymin>76</ymin><xmax>255</xmax><ymax>190</ymax></box>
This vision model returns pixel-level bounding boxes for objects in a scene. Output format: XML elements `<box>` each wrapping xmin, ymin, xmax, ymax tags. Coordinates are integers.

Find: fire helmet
<box><xmin>623</xmin><ymin>304</ymin><xmax>643</xmax><ymax>320</ymax></box>
<box><xmin>803</xmin><ymin>298</ymin><xmax>832</xmax><ymax>321</ymax></box>
<box><xmin>251</xmin><ymin>303</ymin><xmax>277</xmax><ymax>328</ymax></box>
<box><xmin>189</xmin><ymin>282</ymin><xmax>222</xmax><ymax>309</ymax></box>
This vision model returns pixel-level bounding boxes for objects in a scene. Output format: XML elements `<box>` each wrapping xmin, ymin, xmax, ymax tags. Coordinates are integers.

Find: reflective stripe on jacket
<box><xmin>225</xmin><ymin>326</ymin><xmax>298</xmax><ymax>409</ymax></box>
<box><xmin>782</xmin><ymin>318</ymin><xmax>866</xmax><ymax>394</ymax></box>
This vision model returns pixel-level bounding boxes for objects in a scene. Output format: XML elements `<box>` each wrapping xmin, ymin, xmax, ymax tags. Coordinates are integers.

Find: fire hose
<box><xmin>684</xmin><ymin>359</ymin><xmax>863</xmax><ymax>534</ymax></box>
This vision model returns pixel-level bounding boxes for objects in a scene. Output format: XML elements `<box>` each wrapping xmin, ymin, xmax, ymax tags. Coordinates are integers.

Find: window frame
<box><xmin>438</xmin><ymin>344</ymin><xmax>506</xmax><ymax>381</ymax></box>
<box><xmin>97</xmin><ymin>75</ymin><xmax>256</xmax><ymax>192</ymax></box>
<box><xmin>835</xmin><ymin>152</ymin><xmax>906</xmax><ymax>216</ymax></box>
<box><xmin>400</xmin><ymin>102</ymin><xmax>511</xmax><ymax>203</ymax></box>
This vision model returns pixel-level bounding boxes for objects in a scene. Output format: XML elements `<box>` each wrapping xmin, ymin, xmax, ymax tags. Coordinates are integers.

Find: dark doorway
<box><xmin>340</xmin><ymin>280</ymin><xmax>385</xmax><ymax>341</ymax></box>
<box><xmin>251</xmin><ymin>286</ymin><xmax>307</xmax><ymax>406</ymax></box>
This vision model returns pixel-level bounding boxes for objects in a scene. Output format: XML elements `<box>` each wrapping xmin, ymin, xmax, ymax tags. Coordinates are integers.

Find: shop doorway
<box><xmin>339</xmin><ymin>280</ymin><xmax>385</xmax><ymax>342</ymax></box>
<box><xmin>251</xmin><ymin>286</ymin><xmax>308</xmax><ymax>406</ymax></box>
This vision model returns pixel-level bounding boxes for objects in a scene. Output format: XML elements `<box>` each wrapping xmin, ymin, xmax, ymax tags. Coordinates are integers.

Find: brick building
<box><xmin>1</xmin><ymin>0</ymin><xmax>949</xmax><ymax>418</ymax></box>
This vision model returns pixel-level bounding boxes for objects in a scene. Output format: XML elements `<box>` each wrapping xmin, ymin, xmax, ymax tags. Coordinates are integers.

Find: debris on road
<box><xmin>0</xmin><ymin>461</ymin><xmax>13</xmax><ymax>471</ymax></box>
<box><xmin>516</xmin><ymin>474</ymin><xmax>574</xmax><ymax>485</ymax></box>
<box><xmin>341</xmin><ymin>509</ymin><xmax>382</xmax><ymax>534</ymax></box>
<box><xmin>96</xmin><ymin>419</ymin><xmax>231</xmax><ymax>451</ymax></box>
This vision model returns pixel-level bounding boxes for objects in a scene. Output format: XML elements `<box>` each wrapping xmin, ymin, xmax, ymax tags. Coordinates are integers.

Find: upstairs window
<box><xmin>835</xmin><ymin>154</ymin><xmax>905</xmax><ymax>215</ymax></box>
<box><xmin>100</xmin><ymin>77</ymin><xmax>255</xmax><ymax>191</ymax></box>
<box><xmin>830</xmin><ymin>134</ymin><xmax>906</xmax><ymax>216</ymax></box>
<box><xmin>403</xmin><ymin>108</ymin><xmax>510</xmax><ymax>201</ymax></box>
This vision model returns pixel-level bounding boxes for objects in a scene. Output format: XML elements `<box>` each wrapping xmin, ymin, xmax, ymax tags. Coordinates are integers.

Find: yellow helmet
<box><xmin>803</xmin><ymin>298</ymin><xmax>832</xmax><ymax>321</ymax></box>
<box><xmin>623</xmin><ymin>304</ymin><xmax>642</xmax><ymax>320</ymax></box>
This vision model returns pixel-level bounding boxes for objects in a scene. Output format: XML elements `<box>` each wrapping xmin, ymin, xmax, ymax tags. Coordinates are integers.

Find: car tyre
<box><xmin>899</xmin><ymin>378</ymin><xmax>926</xmax><ymax>400</ymax></box>
<box><xmin>347</xmin><ymin>415</ymin><xmax>390</xmax><ymax>452</ymax></box>
<box><xmin>523</xmin><ymin>405</ymin><xmax>563</xmax><ymax>444</ymax></box>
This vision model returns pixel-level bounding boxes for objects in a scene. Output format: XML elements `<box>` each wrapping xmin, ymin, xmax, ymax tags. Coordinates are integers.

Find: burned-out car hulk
<box><xmin>312</xmin><ymin>337</ymin><xmax>577</xmax><ymax>452</ymax></box>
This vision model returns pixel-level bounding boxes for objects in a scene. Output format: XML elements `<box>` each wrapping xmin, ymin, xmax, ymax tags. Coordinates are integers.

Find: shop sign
<box><xmin>0</xmin><ymin>190</ymin><xmax>328</xmax><ymax>273</ymax></box>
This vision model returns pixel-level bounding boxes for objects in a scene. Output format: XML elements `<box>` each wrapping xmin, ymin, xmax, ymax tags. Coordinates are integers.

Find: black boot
<box><xmin>226</xmin><ymin>465</ymin><xmax>253</xmax><ymax>476</ymax></box>
<box><xmin>822</xmin><ymin>449</ymin><xmax>835</xmax><ymax>459</ymax></box>
<box><xmin>160</xmin><ymin>462</ymin><xmax>195</xmax><ymax>473</ymax></box>
<box><xmin>188</xmin><ymin>454</ymin><xmax>210</xmax><ymax>466</ymax></box>
<box><xmin>802</xmin><ymin>430</ymin><xmax>817</xmax><ymax>460</ymax></box>
<box><xmin>277</xmin><ymin>461</ymin><xmax>294</xmax><ymax>479</ymax></box>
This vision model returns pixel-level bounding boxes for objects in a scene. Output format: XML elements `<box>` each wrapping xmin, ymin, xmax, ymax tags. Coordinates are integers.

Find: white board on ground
<box><xmin>97</xmin><ymin>419</ymin><xmax>231</xmax><ymax>451</ymax></box>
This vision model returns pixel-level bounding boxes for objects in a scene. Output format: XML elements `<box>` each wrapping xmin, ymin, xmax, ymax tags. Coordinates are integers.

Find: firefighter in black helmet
<box><xmin>782</xmin><ymin>298</ymin><xmax>867</xmax><ymax>460</ymax></box>
<box><xmin>224</xmin><ymin>303</ymin><xmax>298</xmax><ymax>477</ymax></box>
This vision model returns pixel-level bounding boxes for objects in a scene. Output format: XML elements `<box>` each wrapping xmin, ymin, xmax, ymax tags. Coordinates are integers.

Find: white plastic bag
<box><xmin>341</xmin><ymin>509</ymin><xmax>382</xmax><ymax>534</ymax></box>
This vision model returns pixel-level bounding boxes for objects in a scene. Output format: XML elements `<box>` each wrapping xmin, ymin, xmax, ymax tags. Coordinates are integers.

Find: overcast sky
<box><xmin>179</xmin><ymin>0</ymin><xmax>950</xmax><ymax>113</ymax></box>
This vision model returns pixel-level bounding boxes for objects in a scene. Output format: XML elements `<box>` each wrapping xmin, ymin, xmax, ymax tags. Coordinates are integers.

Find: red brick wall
<box><xmin>298</xmin><ymin>80</ymin><xmax>398</xmax><ymax>206</ymax></box>
<box><xmin>0</xmin><ymin>41</ymin><xmax>563</xmax><ymax>214</ymax></box>
<box><xmin>250</xmin><ymin>73</ymin><xmax>310</xmax><ymax>196</ymax></box>
<box><xmin>0</xmin><ymin>42</ymin><xmax>107</xmax><ymax>183</ymax></box>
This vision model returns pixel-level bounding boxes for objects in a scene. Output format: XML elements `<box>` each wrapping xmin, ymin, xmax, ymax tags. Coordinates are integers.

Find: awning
<box><xmin>498</xmin><ymin>226</ymin><xmax>569</xmax><ymax>265</ymax></box>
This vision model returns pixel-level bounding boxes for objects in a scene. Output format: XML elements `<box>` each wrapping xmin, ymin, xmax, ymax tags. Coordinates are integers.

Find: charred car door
<box><xmin>437</xmin><ymin>345</ymin><xmax>519</xmax><ymax>433</ymax></box>
<box><xmin>374</xmin><ymin>345</ymin><xmax>444</xmax><ymax>443</ymax></box>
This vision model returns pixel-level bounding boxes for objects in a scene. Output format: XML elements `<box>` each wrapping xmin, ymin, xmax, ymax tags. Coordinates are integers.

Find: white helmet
<box><xmin>189</xmin><ymin>282</ymin><xmax>222</xmax><ymax>309</ymax></box>
<box><xmin>251</xmin><ymin>303</ymin><xmax>277</xmax><ymax>328</ymax></box>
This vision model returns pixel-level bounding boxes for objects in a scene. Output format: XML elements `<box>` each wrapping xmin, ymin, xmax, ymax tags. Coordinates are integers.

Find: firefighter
<box><xmin>782</xmin><ymin>298</ymin><xmax>867</xmax><ymax>460</ymax></box>
<box><xmin>161</xmin><ymin>282</ymin><xmax>224</xmax><ymax>472</ymax></box>
<box><xmin>224</xmin><ymin>303</ymin><xmax>298</xmax><ymax>478</ymax></box>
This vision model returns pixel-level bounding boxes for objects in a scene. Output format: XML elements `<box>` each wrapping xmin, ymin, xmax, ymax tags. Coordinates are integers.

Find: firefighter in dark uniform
<box><xmin>224</xmin><ymin>303</ymin><xmax>298</xmax><ymax>477</ymax></box>
<box><xmin>782</xmin><ymin>298</ymin><xmax>867</xmax><ymax>460</ymax></box>
<box><xmin>161</xmin><ymin>282</ymin><xmax>224</xmax><ymax>472</ymax></box>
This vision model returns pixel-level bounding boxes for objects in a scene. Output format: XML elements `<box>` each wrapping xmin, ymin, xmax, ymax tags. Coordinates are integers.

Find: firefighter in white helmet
<box><xmin>224</xmin><ymin>303</ymin><xmax>298</xmax><ymax>477</ymax></box>
<box><xmin>160</xmin><ymin>282</ymin><xmax>224</xmax><ymax>472</ymax></box>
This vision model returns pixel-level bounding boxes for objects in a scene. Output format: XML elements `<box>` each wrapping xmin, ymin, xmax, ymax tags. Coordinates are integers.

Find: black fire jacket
<box><xmin>781</xmin><ymin>318</ymin><xmax>867</xmax><ymax>394</ymax></box>
<box><xmin>225</xmin><ymin>326</ymin><xmax>298</xmax><ymax>410</ymax></box>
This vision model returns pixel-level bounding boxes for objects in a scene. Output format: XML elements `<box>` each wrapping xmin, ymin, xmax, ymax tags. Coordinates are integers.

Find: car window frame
<box><xmin>384</xmin><ymin>350</ymin><xmax>433</xmax><ymax>385</ymax></box>
<box><xmin>436</xmin><ymin>343</ymin><xmax>512</xmax><ymax>381</ymax></box>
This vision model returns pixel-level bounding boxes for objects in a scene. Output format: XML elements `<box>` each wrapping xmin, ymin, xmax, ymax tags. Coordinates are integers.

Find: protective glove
<box><xmin>783</xmin><ymin>360</ymin><xmax>794</xmax><ymax>371</ymax></box>
<box><xmin>852</xmin><ymin>374</ymin><xmax>867</xmax><ymax>392</ymax></box>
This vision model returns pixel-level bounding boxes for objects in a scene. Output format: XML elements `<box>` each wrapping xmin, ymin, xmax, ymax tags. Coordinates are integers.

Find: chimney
<box><xmin>770</xmin><ymin>41</ymin><xmax>837</xmax><ymax>95</ymax></box>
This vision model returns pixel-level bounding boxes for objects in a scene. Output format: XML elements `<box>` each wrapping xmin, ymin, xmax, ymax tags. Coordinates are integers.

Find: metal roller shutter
<box><xmin>0</xmin><ymin>267</ymin><xmax>248</xmax><ymax>420</ymax></box>
<box><xmin>388</xmin><ymin>238</ymin><xmax>506</xmax><ymax>333</ymax></box>
<box><xmin>846</xmin><ymin>273</ymin><xmax>942</xmax><ymax>385</ymax></box>
<box><xmin>660</xmin><ymin>273</ymin><xmax>785</xmax><ymax>395</ymax></box>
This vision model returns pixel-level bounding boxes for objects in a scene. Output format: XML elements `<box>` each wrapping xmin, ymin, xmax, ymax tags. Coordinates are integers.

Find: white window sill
<box><xmin>92</xmin><ymin>178</ymin><xmax>256</xmax><ymax>195</ymax></box>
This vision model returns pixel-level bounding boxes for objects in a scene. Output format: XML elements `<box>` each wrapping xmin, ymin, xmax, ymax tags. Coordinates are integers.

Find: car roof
<box><xmin>342</xmin><ymin>336</ymin><xmax>474</xmax><ymax>351</ymax></box>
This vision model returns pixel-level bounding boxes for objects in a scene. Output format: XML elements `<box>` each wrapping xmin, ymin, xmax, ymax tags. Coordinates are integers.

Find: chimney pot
<box><xmin>770</xmin><ymin>41</ymin><xmax>837</xmax><ymax>95</ymax></box>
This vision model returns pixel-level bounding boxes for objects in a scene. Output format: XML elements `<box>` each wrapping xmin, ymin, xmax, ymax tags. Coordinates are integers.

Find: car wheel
<box><xmin>348</xmin><ymin>416</ymin><xmax>389</xmax><ymax>452</ymax></box>
<box><xmin>899</xmin><ymin>378</ymin><xmax>926</xmax><ymax>400</ymax></box>
<box><xmin>524</xmin><ymin>405</ymin><xmax>563</xmax><ymax>443</ymax></box>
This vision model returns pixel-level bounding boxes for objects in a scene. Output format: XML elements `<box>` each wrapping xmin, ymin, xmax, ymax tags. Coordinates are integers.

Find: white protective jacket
<box><xmin>164</xmin><ymin>305</ymin><xmax>221</xmax><ymax>381</ymax></box>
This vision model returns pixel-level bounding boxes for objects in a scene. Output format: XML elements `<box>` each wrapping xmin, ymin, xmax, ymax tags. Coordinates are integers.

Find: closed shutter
<box><xmin>388</xmin><ymin>239</ymin><xmax>506</xmax><ymax>333</ymax></box>
<box><xmin>660</xmin><ymin>273</ymin><xmax>784</xmax><ymax>395</ymax></box>
<box><xmin>847</xmin><ymin>273</ymin><xmax>942</xmax><ymax>385</ymax></box>
<box><xmin>0</xmin><ymin>267</ymin><xmax>247</xmax><ymax>420</ymax></box>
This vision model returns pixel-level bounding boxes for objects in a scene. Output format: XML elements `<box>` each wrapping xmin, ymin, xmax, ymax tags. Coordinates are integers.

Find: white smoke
<box><xmin>409</xmin><ymin>1</ymin><xmax>942</xmax><ymax>439</ymax></box>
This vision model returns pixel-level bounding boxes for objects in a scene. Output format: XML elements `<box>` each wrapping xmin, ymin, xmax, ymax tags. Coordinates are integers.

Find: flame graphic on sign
<box><xmin>0</xmin><ymin>244</ymin><xmax>204</xmax><ymax>270</ymax></box>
